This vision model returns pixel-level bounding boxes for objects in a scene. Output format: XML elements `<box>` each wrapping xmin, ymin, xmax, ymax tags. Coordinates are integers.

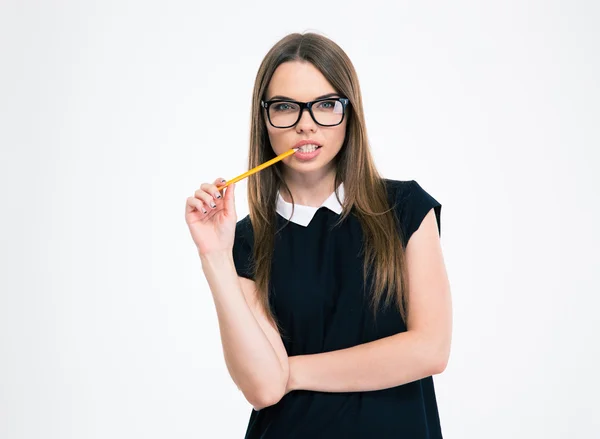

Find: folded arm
<box><xmin>286</xmin><ymin>209</ymin><xmax>452</xmax><ymax>393</ymax></box>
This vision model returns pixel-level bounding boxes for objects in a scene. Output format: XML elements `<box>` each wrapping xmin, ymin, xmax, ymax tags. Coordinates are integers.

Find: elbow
<box><xmin>229</xmin><ymin>359</ymin><xmax>289</xmax><ymax>411</ymax></box>
<box><xmin>434</xmin><ymin>346</ymin><xmax>451</xmax><ymax>375</ymax></box>
<box><xmin>430</xmin><ymin>353</ymin><xmax>449</xmax><ymax>375</ymax></box>
<box><xmin>427</xmin><ymin>336</ymin><xmax>451</xmax><ymax>376</ymax></box>
<box><xmin>245</xmin><ymin>384</ymin><xmax>285</xmax><ymax>411</ymax></box>
<box><xmin>241</xmin><ymin>369</ymin><xmax>288</xmax><ymax>411</ymax></box>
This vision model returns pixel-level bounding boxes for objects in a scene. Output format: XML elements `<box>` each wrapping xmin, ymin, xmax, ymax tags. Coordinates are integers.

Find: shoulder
<box><xmin>382</xmin><ymin>178</ymin><xmax>442</xmax><ymax>247</ymax></box>
<box><xmin>382</xmin><ymin>178</ymin><xmax>414</xmax><ymax>202</ymax></box>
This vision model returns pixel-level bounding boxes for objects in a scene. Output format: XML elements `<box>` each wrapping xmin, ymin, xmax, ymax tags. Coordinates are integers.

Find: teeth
<box><xmin>298</xmin><ymin>144</ymin><xmax>319</xmax><ymax>152</ymax></box>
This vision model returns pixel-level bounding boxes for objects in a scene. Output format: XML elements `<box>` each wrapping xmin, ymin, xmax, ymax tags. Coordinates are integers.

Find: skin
<box><xmin>185</xmin><ymin>60</ymin><xmax>452</xmax><ymax>411</ymax></box>
<box><xmin>265</xmin><ymin>60</ymin><xmax>347</xmax><ymax>207</ymax></box>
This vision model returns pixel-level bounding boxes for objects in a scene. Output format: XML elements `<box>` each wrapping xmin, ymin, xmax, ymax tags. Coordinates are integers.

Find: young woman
<box><xmin>185</xmin><ymin>32</ymin><xmax>452</xmax><ymax>438</ymax></box>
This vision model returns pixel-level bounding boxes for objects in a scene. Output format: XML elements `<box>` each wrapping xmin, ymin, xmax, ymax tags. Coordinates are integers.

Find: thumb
<box><xmin>224</xmin><ymin>181</ymin><xmax>236</xmax><ymax>212</ymax></box>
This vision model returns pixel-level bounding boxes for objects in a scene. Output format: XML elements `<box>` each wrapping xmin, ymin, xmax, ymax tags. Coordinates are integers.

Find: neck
<box><xmin>280</xmin><ymin>168</ymin><xmax>337</xmax><ymax>207</ymax></box>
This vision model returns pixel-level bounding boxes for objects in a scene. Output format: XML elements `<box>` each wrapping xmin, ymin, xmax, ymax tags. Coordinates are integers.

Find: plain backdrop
<box><xmin>1</xmin><ymin>1</ymin><xmax>599</xmax><ymax>438</ymax></box>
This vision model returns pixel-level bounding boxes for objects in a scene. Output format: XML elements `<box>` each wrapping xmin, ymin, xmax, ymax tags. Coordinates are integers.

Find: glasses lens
<box><xmin>268</xmin><ymin>99</ymin><xmax>345</xmax><ymax>127</ymax></box>
<box><xmin>269</xmin><ymin>101</ymin><xmax>301</xmax><ymax>128</ymax></box>
<box><xmin>312</xmin><ymin>99</ymin><xmax>344</xmax><ymax>126</ymax></box>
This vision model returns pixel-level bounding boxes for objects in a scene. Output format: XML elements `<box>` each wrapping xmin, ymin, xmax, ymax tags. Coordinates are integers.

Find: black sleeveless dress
<box><xmin>232</xmin><ymin>179</ymin><xmax>443</xmax><ymax>438</ymax></box>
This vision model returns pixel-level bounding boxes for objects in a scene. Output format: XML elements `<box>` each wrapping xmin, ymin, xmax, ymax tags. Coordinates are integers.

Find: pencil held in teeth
<box><xmin>216</xmin><ymin>148</ymin><xmax>299</xmax><ymax>190</ymax></box>
<box><xmin>295</xmin><ymin>143</ymin><xmax>320</xmax><ymax>152</ymax></box>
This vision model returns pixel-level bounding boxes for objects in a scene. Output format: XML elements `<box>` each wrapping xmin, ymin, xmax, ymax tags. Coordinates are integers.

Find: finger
<box><xmin>194</xmin><ymin>188</ymin><xmax>218</xmax><ymax>211</ymax></box>
<box><xmin>223</xmin><ymin>181</ymin><xmax>235</xmax><ymax>212</ymax></box>
<box><xmin>186</xmin><ymin>196</ymin><xmax>208</xmax><ymax>215</ymax></box>
<box><xmin>201</xmin><ymin>181</ymin><xmax>224</xmax><ymax>202</ymax></box>
<box><xmin>213</xmin><ymin>177</ymin><xmax>227</xmax><ymax>191</ymax></box>
<box><xmin>213</xmin><ymin>178</ymin><xmax>228</xmax><ymax>204</ymax></box>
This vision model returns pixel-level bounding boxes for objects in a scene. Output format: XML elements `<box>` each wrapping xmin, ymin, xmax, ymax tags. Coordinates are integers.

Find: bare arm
<box><xmin>201</xmin><ymin>251</ymin><xmax>289</xmax><ymax>410</ymax></box>
<box><xmin>286</xmin><ymin>209</ymin><xmax>452</xmax><ymax>393</ymax></box>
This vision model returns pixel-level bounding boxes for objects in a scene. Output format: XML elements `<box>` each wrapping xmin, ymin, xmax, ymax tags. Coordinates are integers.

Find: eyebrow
<box><xmin>268</xmin><ymin>92</ymin><xmax>341</xmax><ymax>101</ymax></box>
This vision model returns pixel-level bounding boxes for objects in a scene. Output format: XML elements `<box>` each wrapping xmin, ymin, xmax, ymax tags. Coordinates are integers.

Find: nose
<box><xmin>295</xmin><ymin>107</ymin><xmax>317</xmax><ymax>133</ymax></box>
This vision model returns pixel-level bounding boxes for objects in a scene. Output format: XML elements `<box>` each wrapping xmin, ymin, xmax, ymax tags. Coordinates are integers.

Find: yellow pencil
<box><xmin>216</xmin><ymin>148</ymin><xmax>299</xmax><ymax>190</ymax></box>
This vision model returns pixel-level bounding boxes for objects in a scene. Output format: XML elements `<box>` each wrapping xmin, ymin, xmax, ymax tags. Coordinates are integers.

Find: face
<box><xmin>263</xmin><ymin>61</ymin><xmax>347</xmax><ymax>178</ymax></box>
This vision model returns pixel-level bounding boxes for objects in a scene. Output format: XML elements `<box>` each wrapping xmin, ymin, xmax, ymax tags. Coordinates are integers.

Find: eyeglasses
<box><xmin>260</xmin><ymin>97</ymin><xmax>350</xmax><ymax>128</ymax></box>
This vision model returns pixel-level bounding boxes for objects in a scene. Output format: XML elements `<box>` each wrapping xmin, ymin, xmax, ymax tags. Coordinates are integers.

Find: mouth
<box><xmin>294</xmin><ymin>144</ymin><xmax>322</xmax><ymax>153</ymax></box>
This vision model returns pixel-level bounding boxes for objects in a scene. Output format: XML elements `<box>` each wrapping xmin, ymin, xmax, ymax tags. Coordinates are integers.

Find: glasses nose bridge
<box><xmin>296</xmin><ymin>101</ymin><xmax>317</xmax><ymax>126</ymax></box>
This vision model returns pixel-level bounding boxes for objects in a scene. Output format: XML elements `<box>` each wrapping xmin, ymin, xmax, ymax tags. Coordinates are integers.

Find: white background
<box><xmin>1</xmin><ymin>1</ymin><xmax>599</xmax><ymax>438</ymax></box>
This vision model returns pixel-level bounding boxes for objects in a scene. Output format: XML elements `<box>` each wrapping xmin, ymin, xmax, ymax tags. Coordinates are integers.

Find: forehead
<box><xmin>266</xmin><ymin>61</ymin><xmax>337</xmax><ymax>101</ymax></box>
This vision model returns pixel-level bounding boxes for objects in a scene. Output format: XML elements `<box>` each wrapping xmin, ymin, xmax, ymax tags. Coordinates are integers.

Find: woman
<box><xmin>185</xmin><ymin>32</ymin><xmax>452</xmax><ymax>438</ymax></box>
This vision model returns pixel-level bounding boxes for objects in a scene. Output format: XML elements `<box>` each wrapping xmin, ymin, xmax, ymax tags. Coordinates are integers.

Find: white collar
<box><xmin>276</xmin><ymin>182</ymin><xmax>344</xmax><ymax>227</ymax></box>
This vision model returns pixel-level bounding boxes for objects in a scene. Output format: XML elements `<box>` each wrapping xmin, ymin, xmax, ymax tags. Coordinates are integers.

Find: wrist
<box><xmin>286</xmin><ymin>356</ymin><xmax>301</xmax><ymax>393</ymax></box>
<box><xmin>199</xmin><ymin>250</ymin><xmax>234</xmax><ymax>272</ymax></box>
<box><xmin>199</xmin><ymin>248</ymin><xmax>232</xmax><ymax>262</ymax></box>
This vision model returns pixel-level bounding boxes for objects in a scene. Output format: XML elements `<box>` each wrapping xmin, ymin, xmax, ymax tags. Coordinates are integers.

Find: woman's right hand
<box><xmin>185</xmin><ymin>177</ymin><xmax>237</xmax><ymax>255</ymax></box>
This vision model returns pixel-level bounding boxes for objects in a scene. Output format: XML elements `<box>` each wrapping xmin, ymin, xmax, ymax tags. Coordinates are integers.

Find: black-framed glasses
<box><xmin>261</xmin><ymin>97</ymin><xmax>350</xmax><ymax>128</ymax></box>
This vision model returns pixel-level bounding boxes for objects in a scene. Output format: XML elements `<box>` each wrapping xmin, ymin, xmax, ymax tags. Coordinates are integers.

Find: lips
<box><xmin>293</xmin><ymin>146</ymin><xmax>322</xmax><ymax>161</ymax></box>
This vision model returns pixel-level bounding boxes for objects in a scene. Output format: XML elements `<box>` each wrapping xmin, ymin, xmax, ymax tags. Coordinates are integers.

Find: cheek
<box><xmin>265</xmin><ymin>124</ymin><xmax>276</xmax><ymax>141</ymax></box>
<box><xmin>329</xmin><ymin>124</ymin><xmax>347</xmax><ymax>149</ymax></box>
<box><xmin>266</xmin><ymin>126</ymin><xmax>287</xmax><ymax>150</ymax></box>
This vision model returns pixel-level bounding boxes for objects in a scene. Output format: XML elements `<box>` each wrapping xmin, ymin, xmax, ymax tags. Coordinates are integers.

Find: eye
<box><xmin>316</xmin><ymin>100</ymin><xmax>336</xmax><ymax>109</ymax></box>
<box><xmin>272</xmin><ymin>102</ymin><xmax>298</xmax><ymax>112</ymax></box>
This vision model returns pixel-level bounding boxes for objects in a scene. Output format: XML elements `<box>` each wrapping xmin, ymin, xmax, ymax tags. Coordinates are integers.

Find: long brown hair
<box><xmin>246</xmin><ymin>32</ymin><xmax>408</xmax><ymax>331</ymax></box>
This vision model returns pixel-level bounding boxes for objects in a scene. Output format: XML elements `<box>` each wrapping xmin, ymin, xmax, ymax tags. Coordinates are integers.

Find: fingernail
<box><xmin>210</xmin><ymin>201</ymin><xmax>216</xmax><ymax>208</ymax></box>
<box><xmin>220</xmin><ymin>179</ymin><xmax>226</xmax><ymax>183</ymax></box>
<box><xmin>202</xmin><ymin>208</ymin><xmax>207</xmax><ymax>214</ymax></box>
<box><xmin>214</xmin><ymin>192</ymin><xmax>221</xmax><ymax>199</ymax></box>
